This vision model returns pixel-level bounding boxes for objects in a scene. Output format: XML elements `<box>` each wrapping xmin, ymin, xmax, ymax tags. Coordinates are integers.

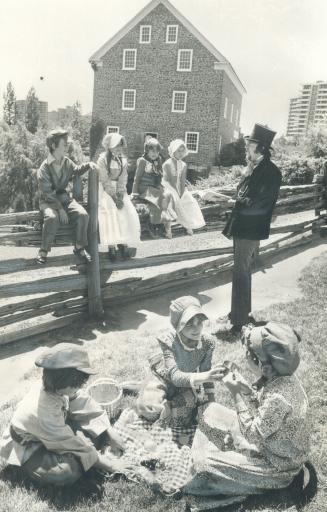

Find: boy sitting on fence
<box><xmin>0</xmin><ymin>343</ymin><xmax>136</xmax><ymax>488</ymax></box>
<box><xmin>36</xmin><ymin>128</ymin><xmax>97</xmax><ymax>265</ymax></box>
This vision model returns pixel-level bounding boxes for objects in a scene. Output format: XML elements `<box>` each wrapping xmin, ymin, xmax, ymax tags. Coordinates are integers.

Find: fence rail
<box><xmin>0</xmin><ymin>169</ymin><xmax>326</xmax><ymax>346</ymax></box>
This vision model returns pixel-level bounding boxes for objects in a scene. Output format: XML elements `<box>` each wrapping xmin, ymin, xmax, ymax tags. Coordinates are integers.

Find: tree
<box><xmin>90</xmin><ymin>117</ymin><xmax>105</xmax><ymax>158</ymax></box>
<box><xmin>71</xmin><ymin>100</ymin><xmax>82</xmax><ymax>130</ymax></box>
<box><xmin>25</xmin><ymin>87</ymin><xmax>39</xmax><ymax>134</ymax></box>
<box><xmin>0</xmin><ymin>122</ymin><xmax>50</xmax><ymax>212</ymax></box>
<box><xmin>70</xmin><ymin>101</ymin><xmax>90</xmax><ymax>149</ymax></box>
<box><xmin>304</xmin><ymin>126</ymin><xmax>327</xmax><ymax>158</ymax></box>
<box><xmin>219</xmin><ymin>137</ymin><xmax>246</xmax><ymax>167</ymax></box>
<box><xmin>3</xmin><ymin>82</ymin><xmax>17</xmax><ymax>126</ymax></box>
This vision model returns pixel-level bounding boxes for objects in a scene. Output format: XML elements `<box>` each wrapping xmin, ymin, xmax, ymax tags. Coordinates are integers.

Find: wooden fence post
<box><xmin>87</xmin><ymin>168</ymin><xmax>104</xmax><ymax>318</ymax></box>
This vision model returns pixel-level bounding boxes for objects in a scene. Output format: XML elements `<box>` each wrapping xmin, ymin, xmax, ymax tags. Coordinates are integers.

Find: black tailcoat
<box><xmin>223</xmin><ymin>157</ymin><xmax>282</xmax><ymax>240</ymax></box>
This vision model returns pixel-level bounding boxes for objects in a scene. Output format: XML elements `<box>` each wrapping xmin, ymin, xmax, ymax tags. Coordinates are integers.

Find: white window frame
<box><xmin>236</xmin><ymin>109</ymin><xmax>239</xmax><ymax>126</ymax></box>
<box><xmin>122</xmin><ymin>89</ymin><xmax>136</xmax><ymax>111</ymax></box>
<box><xmin>139</xmin><ymin>25</ymin><xmax>152</xmax><ymax>44</ymax></box>
<box><xmin>185</xmin><ymin>131</ymin><xmax>199</xmax><ymax>153</ymax></box>
<box><xmin>172</xmin><ymin>90</ymin><xmax>187</xmax><ymax>113</ymax></box>
<box><xmin>123</xmin><ymin>49</ymin><xmax>137</xmax><ymax>70</ymax></box>
<box><xmin>177</xmin><ymin>49</ymin><xmax>193</xmax><ymax>72</ymax></box>
<box><xmin>106</xmin><ymin>126</ymin><xmax>120</xmax><ymax>134</ymax></box>
<box><xmin>224</xmin><ymin>97</ymin><xmax>228</xmax><ymax>119</ymax></box>
<box><xmin>145</xmin><ymin>132</ymin><xmax>158</xmax><ymax>141</ymax></box>
<box><xmin>166</xmin><ymin>24</ymin><xmax>179</xmax><ymax>43</ymax></box>
<box><xmin>230</xmin><ymin>103</ymin><xmax>234</xmax><ymax>123</ymax></box>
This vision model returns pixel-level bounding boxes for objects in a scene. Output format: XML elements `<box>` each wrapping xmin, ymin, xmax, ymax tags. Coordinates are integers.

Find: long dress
<box><xmin>162</xmin><ymin>158</ymin><xmax>205</xmax><ymax>230</ymax></box>
<box><xmin>184</xmin><ymin>374</ymin><xmax>311</xmax><ymax>502</ymax></box>
<box><xmin>97</xmin><ymin>152</ymin><xmax>141</xmax><ymax>248</ymax></box>
<box><xmin>132</xmin><ymin>156</ymin><xmax>174</xmax><ymax>225</ymax></box>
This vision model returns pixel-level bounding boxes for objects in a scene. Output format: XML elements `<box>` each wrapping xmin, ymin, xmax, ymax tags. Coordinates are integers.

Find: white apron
<box><xmin>163</xmin><ymin>183</ymin><xmax>205</xmax><ymax>230</ymax></box>
<box><xmin>98</xmin><ymin>181</ymin><xmax>141</xmax><ymax>248</ymax></box>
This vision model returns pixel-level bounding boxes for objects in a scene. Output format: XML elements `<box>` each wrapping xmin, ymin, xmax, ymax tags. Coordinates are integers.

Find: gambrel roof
<box><xmin>89</xmin><ymin>0</ymin><xmax>246</xmax><ymax>95</ymax></box>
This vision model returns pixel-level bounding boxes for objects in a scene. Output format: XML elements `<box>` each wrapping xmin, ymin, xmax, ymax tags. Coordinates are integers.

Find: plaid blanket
<box><xmin>112</xmin><ymin>408</ymin><xmax>195</xmax><ymax>495</ymax></box>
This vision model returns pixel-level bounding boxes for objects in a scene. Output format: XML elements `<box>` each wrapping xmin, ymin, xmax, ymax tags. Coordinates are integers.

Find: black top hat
<box><xmin>245</xmin><ymin>124</ymin><xmax>276</xmax><ymax>149</ymax></box>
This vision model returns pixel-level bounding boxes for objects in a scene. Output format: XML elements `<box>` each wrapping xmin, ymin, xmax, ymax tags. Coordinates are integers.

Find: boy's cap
<box><xmin>170</xmin><ymin>296</ymin><xmax>208</xmax><ymax>333</ymax></box>
<box><xmin>35</xmin><ymin>343</ymin><xmax>97</xmax><ymax>375</ymax></box>
<box><xmin>48</xmin><ymin>128</ymin><xmax>69</xmax><ymax>137</ymax></box>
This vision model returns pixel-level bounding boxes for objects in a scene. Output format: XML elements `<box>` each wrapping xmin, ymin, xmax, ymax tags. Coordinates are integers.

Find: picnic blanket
<box><xmin>110</xmin><ymin>409</ymin><xmax>248</xmax><ymax>511</ymax></box>
<box><xmin>111</xmin><ymin>408</ymin><xmax>194</xmax><ymax>495</ymax></box>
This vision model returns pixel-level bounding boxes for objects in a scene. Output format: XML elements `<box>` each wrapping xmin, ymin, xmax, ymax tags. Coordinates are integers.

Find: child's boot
<box><xmin>164</xmin><ymin>222</ymin><xmax>172</xmax><ymax>239</ymax></box>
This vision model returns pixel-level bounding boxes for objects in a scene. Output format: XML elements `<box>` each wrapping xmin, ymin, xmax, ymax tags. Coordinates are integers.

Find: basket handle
<box><xmin>89</xmin><ymin>378</ymin><xmax>120</xmax><ymax>388</ymax></box>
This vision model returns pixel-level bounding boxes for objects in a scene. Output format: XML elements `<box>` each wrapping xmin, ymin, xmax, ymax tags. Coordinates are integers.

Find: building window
<box><xmin>224</xmin><ymin>97</ymin><xmax>228</xmax><ymax>119</ymax></box>
<box><xmin>177</xmin><ymin>49</ymin><xmax>193</xmax><ymax>72</ymax></box>
<box><xmin>144</xmin><ymin>132</ymin><xmax>158</xmax><ymax>142</ymax></box>
<box><xmin>122</xmin><ymin>89</ymin><xmax>136</xmax><ymax>110</ymax></box>
<box><xmin>185</xmin><ymin>132</ymin><xmax>199</xmax><ymax>153</ymax></box>
<box><xmin>140</xmin><ymin>25</ymin><xmax>151</xmax><ymax>44</ymax></box>
<box><xmin>236</xmin><ymin>109</ymin><xmax>239</xmax><ymax>126</ymax></box>
<box><xmin>107</xmin><ymin>126</ymin><xmax>119</xmax><ymax>134</ymax></box>
<box><xmin>166</xmin><ymin>25</ymin><xmax>178</xmax><ymax>43</ymax></box>
<box><xmin>230</xmin><ymin>104</ymin><xmax>234</xmax><ymax>123</ymax></box>
<box><xmin>172</xmin><ymin>91</ymin><xmax>187</xmax><ymax>113</ymax></box>
<box><xmin>123</xmin><ymin>49</ymin><xmax>137</xmax><ymax>70</ymax></box>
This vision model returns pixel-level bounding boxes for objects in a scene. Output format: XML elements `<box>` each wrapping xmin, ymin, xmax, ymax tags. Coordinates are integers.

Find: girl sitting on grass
<box><xmin>136</xmin><ymin>296</ymin><xmax>225</xmax><ymax>431</ymax></box>
<box><xmin>0</xmin><ymin>343</ymin><xmax>136</xmax><ymax>487</ymax></box>
<box><xmin>184</xmin><ymin>321</ymin><xmax>315</xmax><ymax>505</ymax></box>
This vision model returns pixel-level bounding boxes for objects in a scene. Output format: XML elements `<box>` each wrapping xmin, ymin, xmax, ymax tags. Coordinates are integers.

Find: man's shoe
<box><xmin>36</xmin><ymin>249</ymin><xmax>48</xmax><ymax>265</ymax></box>
<box><xmin>74</xmin><ymin>247</ymin><xmax>92</xmax><ymax>264</ymax></box>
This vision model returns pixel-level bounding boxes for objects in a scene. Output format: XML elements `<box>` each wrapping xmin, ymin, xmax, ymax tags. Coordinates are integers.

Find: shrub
<box><xmin>193</xmin><ymin>166</ymin><xmax>243</xmax><ymax>190</ymax></box>
<box><xmin>274</xmin><ymin>155</ymin><xmax>325</xmax><ymax>185</ymax></box>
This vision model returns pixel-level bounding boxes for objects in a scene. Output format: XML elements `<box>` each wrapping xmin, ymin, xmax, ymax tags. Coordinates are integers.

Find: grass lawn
<box><xmin>0</xmin><ymin>251</ymin><xmax>327</xmax><ymax>512</ymax></box>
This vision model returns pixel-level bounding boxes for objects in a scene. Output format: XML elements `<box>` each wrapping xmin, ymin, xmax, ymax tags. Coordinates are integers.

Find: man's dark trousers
<box><xmin>231</xmin><ymin>237</ymin><xmax>260</xmax><ymax>328</ymax></box>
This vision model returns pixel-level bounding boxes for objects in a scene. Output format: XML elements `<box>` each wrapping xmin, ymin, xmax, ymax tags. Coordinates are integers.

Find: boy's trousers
<box><xmin>40</xmin><ymin>200</ymin><xmax>89</xmax><ymax>252</ymax></box>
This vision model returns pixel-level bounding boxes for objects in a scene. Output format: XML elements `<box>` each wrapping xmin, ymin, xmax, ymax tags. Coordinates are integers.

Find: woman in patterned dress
<box><xmin>132</xmin><ymin>138</ymin><xmax>175</xmax><ymax>239</ymax></box>
<box><xmin>184</xmin><ymin>321</ymin><xmax>313</xmax><ymax>502</ymax></box>
<box><xmin>97</xmin><ymin>133</ymin><xmax>141</xmax><ymax>261</ymax></box>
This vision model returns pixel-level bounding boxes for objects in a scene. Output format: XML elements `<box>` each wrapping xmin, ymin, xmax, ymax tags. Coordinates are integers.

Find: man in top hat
<box><xmin>223</xmin><ymin>124</ymin><xmax>282</xmax><ymax>334</ymax></box>
<box><xmin>36</xmin><ymin>128</ymin><xmax>97</xmax><ymax>265</ymax></box>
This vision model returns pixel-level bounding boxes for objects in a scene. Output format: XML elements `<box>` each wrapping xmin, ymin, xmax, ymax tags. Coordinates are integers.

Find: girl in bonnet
<box><xmin>162</xmin><ymin>139</ymin><xmax>205</xmax><ymax>238</ymax></box>
<box><xmin>132</xmin><ymin>137</ymin><xmax>175</xmax><ymax>239</ymax></box>
<box><xmin>184</xmin><ymin>321</ymin><xmax>315</xmax><ymax>505</ymax></box>
<box><xmin>136</xmin><ymin>296</ymin><xmax>225</xmax><ymax>433</ymax></box>
<box><xmin>97</xmin><ymin>133</ymin><xmax>141</xmax><ymax>261</ymax></box>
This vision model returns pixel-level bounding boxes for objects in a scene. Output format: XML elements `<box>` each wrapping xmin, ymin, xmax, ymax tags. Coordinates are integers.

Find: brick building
<box><xmin>89</xmin><ymin>0</ymin><xmax>245</xmax><ymax>170</ymax></box>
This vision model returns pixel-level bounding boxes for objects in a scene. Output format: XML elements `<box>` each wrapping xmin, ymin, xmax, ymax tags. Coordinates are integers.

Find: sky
<box><xmin>0</xmin><ymin>0</ymin><xmax>326</xmax><ymax>135</ymax></box>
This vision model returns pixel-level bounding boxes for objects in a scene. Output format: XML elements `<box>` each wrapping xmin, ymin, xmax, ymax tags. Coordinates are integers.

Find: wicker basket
<box><xmin>87</xmin><ymin>378</ymin><xmax>123</xmax><ymax>419</ymax></box>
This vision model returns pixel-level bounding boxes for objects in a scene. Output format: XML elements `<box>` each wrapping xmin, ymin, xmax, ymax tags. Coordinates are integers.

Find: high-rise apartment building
<box><xmin>287</xmin><ymin>81</ymin><xmax>327</xmax><ymax>137</ymax></box>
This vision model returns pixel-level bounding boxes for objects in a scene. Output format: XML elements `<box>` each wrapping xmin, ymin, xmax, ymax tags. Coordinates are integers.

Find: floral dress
<box><xmin>132</xmin><ymin>156</ymin><xmax>175</xmax><ymax>225</ymax></box>
<box><xmin>184</xmin><ymin>374</ymin><xmax>311</xmax><ymax>500</ymax></box>
<box><xmin>137</xmin><ymin>332</ymin><xmax>216</xmax><ymax>430</ymax></box>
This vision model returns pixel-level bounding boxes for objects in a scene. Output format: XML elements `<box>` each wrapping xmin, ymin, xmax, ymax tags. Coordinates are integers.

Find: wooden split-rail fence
<box><xmin>0</xmin><ymin>168</ymin><xmax>326</xmax><ymax>346</ymax></box>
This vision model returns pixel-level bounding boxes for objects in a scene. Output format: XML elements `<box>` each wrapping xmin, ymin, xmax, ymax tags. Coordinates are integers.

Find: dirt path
<box><xmin>0</xmin><ymin>239</ymin><xmax>326</xmax><ymax>407</ymax></box>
